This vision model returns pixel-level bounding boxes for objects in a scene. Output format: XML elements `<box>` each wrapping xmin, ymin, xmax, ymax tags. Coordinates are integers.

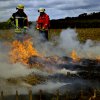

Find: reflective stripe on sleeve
<box><xmin>15</xmin><ymin>18</ymin><xmax>18</xmax><ymax>28</ymax></box>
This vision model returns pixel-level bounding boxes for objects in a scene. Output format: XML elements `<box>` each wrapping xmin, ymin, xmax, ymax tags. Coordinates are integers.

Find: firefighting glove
<box><xmin>41</xmin><ymin>27</ymin><xmax>45</xmax><ymax>31</ymax></box>
<box><xmin>36</xmin><ymin>27</ymin><xmax>40</xmax><ymax>30</ymax></box>
<box><xmin>7</xmin><ymin>19</ymin><xmax>11</xmax><ymax>24</ymax></box>
<box><xmin>23</xmin><ymin>26</ymin><xmax>28</xmax><ymax>34</ymax></box>
<box><xmin>7</xmin><ymin>19</ymin><xmax>15</xmax><ymax>27</ymax></box>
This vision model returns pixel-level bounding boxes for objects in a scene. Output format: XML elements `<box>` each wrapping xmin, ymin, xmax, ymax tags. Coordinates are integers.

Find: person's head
<box><xmin>16</xmin><ymin>4</ymin><xmax>24</xmax><ymax>12</ymax></box>
<box><xmin>38</xmin><ymin>8</ymin><xmax>45</xmax><ymax>15</ymax></box>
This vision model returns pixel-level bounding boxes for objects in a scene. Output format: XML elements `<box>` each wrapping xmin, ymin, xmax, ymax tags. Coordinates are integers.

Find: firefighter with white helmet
<box><xmin>36</xmin><ymin>8</ymin><xmax>50</xmax><ymax>41</ymax></box>
<box><xmin>38</xmin><ymin>8</ymin><xmax>45</xmax><ymax>12</ymax></box>
<box><xmin>8</xmin><ymin>4</ymin><xmax>29</xmax><ymax>41</ymax></box>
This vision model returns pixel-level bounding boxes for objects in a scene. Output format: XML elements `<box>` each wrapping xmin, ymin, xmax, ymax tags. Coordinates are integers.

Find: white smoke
<box><xmin>32</xmin><ymin>81</ymin><xmax>70</xmax><ymax>93</ymax></box>
<box><xmin>59</xmin><ymin>28</ymin><xmax>80</xmax><ymax>52</ymax></box>
<box><xmin>0</xmin><ymin>63</ymin><xmax>34</xmax><ymax>79</ymax></box>
<box><xmin>0</xmin><ymin>42</ymin><xmax>31</xmax><ymax>95</ymax></box>
<box><xmin>56</xmin><ymin>68</ymin><xmax>78</xmax><ymax>75</ymax></box>
<box><xmin>81</xmin><ymin>40</ymin><xmax>100</xmax><ymax>58</ymax></box>
<box><xmin>59</xmin><ymin>28</ymin><xmax>100</xmax><ymax>59</ymax></box>
<box><xmin>0</xmin><ymin>27</ymin><xmax>100</xmax><ymax>95</ymax></box>
<box><xmin>28</xmin><ymin>27</ymin><xmax>66</xmax><ymax>57</ymax></box>
<box><xmin>29</xmin><ymin>27</ymin><xmax>100</xmax><ymax>59</ymax></box>
<box><xmin>0</xmin><ymin>41</ymin><xmax>47</xmax><ymax>95</ymax></box>
<box><xmin>0</xmin><ymin>42</ymin><xmax>36</xmax><ymax>79</ymax></box>
<box><xmin>0</xmin><ymin>79</ymin><xmax>32</xmax><ymax>95</ymax></box>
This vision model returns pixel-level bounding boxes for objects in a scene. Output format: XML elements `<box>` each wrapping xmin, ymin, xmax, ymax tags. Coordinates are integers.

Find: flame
<box><xmin>70</xmin><ymin>49</ymin><xmax>80</xmax><ymax>62</ymax></box>
<box><xmin>96</xmin><ymin>56</ymin><xmax>100</xmax><ymax>62</ymax></box>
<box><xmin>9</xmin><ymin>39</ymin><xmax>40</xmax><ymax>64</ymax></box>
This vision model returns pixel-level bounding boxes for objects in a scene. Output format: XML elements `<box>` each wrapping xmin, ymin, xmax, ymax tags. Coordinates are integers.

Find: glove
<box><xmin>23</xmin><ymin>26</ymin><xmax>28</xmax><ymax>34</ymax></box>
<box><xmin>36</xmin><ymin>27</ymin><xmax>40</xmax><ymax>30</ymax></box>
<box><xmin>7</xmin><ymin>19</ymin><xmax>14</xmax><ymax>27</ymax></box>
<box><xmin>7</xmin><ymin>19</ymin><xmax>11</xmax><ymax>24</ymax></box>
<box><xmin>24</xmin><ymin>26</ymin><xmax>28</xmax><ymax>29</ymax></box>
<box><xmin>41</xmin><ymin>27</ymin><xmax>46</xmax><ymax>31</ymax></box>
<box><xmin>15</xmin><ymin>28</ymin><xmax>22</xmax><ymax>33</ymax></box>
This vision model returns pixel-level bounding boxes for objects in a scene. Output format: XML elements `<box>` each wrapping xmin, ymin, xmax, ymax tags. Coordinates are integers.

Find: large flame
<box><xmin>9</xmin><ymin>39</ymin><xmax>40</xmax><ymax>64</ymax></box>
<box><xmin>70</xmin><ymin>49</ymin><xmax>80</xmax><ymax>62</ymax></box>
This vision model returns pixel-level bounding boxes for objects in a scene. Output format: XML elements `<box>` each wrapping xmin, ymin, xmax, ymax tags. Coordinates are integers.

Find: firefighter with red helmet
<box><xmin>36</xmin><ymin>8</ymin><xmax>50</xmax><ymax>41</ymax></box>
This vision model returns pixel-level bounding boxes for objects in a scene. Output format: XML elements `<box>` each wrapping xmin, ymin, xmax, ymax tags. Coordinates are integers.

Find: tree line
<box><xmin>50</xmin><ymin>12</ymin><xmax>100</xmax><ymax>28</ymax></box>
<box><xmin>0</xmin><ymin>12</ymin><xmax>100</xmax><ymax>29</ymax></box>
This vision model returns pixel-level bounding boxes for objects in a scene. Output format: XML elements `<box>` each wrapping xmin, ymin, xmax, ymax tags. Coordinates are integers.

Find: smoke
<box><xmin>0</xmin><ymin>79</ymin><xmax>32</xmax><ymax>95</ymax></box>
<box><xmin>28</xmin><ymin>27</ymin><xmax>100</xmax><ymax>59</ymax></box>
<box><xmin>56</xmin><ymin>68</ymin><xmax>78</xmax><ymax>75</ymax></box>
<box><xmin>0</xmin><ymin>41</ymin><xmax>48</xmax><ymax>95</ymax></box>
<box><xmin>32</xmin><ymin>81</ymin><xmax>70</xmax><ymax>93</ymax></box>
<box><xmin>81</xmin><ymin>40</ymin><xmax>100</xmax><ymax>58</ymax></box>
<box><xmin>0</xmin><ymin>27</ymin><xmax>100</xmax><ymax>95</ymax></box>
<box><xmin>0</xmin><ymin>42</ymin><xmax>29</xmax><ymax>95</ymax></box>
<box><xmin>0</xmin><ymin>41</ymin><xmax>36</xmax><ymax>79</ymax></box>
<box><xmin>59</xmin><ymin>28</ymin><xmax>80</xmax><ymax>54</ymax></box>
<box><xmin>28</xmin><ymin>27</ymin><xmax>65</xmax><ymax>57</ymax></box>
<box><xmin>0</xmin><ymin>63</ymin><xmax>34</xmax><ymax>79</ymax></box>
<box><xmin>59</xmin><ymin>28</ymin><xmax>100</xmax><ymax>59</ymax></box>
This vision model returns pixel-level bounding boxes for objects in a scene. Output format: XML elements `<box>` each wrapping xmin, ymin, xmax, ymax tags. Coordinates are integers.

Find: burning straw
<box><xmin>9</xmin><ymin>39</ymin><xmax>40</xmax><ymax>65</ymax></box>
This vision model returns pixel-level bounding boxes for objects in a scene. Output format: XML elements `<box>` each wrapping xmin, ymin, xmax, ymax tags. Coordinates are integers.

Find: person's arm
<box><xmin>7</xmin><ymin>14</ymin><xmax>14</xmax><ymax>24</ymax></box>
<box><xmin>7</xmin><ymin>14</ymin><xmax>15</xmax><ymax>28</ymax></box>
<box><xmin>36</xmin><ymin>17</ymin><xmax>40</xmax><ymax>30</ymax></box>
<box><xmin>43</xmin><ymin>15</ymin><xmax>50</xmax><ymax>29</ymax></box>
<box><xmin>24</xmin><ymin>16</ymin><xmax>29</xmax><ymax>28</ymax></box>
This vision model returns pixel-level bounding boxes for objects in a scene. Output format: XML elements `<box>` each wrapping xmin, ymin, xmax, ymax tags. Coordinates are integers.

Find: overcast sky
<box><xmin>0</xmin><ymin>0</ymin><xmax>100</xmax><ymax>22</ymax></box>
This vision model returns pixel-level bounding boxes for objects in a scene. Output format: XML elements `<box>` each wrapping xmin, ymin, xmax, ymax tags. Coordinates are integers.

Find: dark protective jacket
<box><xmin>36</xmin><ymin>13</ymin><xmax>50</xmax><ymax>30</ymax></box>
<box><xmin>10</xmin><ymin>11</ymin><xmax>28</xmax><ymax>29</ymax></box>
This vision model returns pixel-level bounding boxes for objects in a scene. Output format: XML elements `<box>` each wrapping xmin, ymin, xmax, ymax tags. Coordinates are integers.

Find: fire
<box><xmin>96</xmin><ymin>56</ymin><xmax>100</xmax><ymax>62</ymax></box>
<box><xmin>9</xmin><ymin>39</ymin><xmax>40</xmax><ymax>64</ymax></box>
<box><xmin>70</xmin><ymin>49</ymin><xmax>80</xmax><ymax>62</ymax></box>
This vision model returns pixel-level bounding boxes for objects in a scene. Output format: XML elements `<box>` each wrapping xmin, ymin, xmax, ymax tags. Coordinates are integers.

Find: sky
<box><xmin>0</xmin><ymin>0</ymin><xmax>100</xmax><ymax>22</ymax></box>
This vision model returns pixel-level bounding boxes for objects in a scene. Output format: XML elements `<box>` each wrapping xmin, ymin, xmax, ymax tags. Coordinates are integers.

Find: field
<box><xmin>0</xmin><ymin>28</ymin><xmax>100</xmax><ymax>42</ymax></box>
<box><xmin>0</xmin><ymin>28</ymin><xmax>100</xmax><ymax>99</ymax></box>
<box><xmin>49</xmin><ymin>28</ymin><xmax>100</xmax><ymax>42</ymax></box>
<box><xmin>76</xmin><ymin>28</ymin><xmax>100</xmax><ymax>42</ymax></box>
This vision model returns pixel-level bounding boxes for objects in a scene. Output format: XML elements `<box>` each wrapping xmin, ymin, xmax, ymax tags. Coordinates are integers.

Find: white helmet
<box><xmin>38</xmin><ymin>8</ymin><xmax>45</xmax><ymax>12</ymax></box>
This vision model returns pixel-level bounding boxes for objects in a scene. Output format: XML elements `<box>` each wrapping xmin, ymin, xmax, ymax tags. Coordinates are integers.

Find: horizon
<box><xmin>0</xmin><ymin>11</ymin><xmax>100</xmax><ymax>23</ymax></box>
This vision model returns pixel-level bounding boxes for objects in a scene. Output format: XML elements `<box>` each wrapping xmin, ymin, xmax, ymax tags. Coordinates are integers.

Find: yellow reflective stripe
<box><xmin>15</xmin><ymin>28</ymin><xmax>22</xmax><ymax>33</ymax></box>
<box><xmin>24</xmin><ymin>17</ymin><xmax>27</xmax><ymax>19</ymax></box>
<box><xmin>24</xmin><ymin>26</ymin><xmax>27</xmax><ymax>28</ymax></box>
<box><xmin>15</xmin><ymin>18</ymin><xmax>18</xmax><ymax>28</ymax></box>
<box><xmin>11</xmin><ymin>16</ymin><xmax>14</xmax><ymax>19</ymax></box>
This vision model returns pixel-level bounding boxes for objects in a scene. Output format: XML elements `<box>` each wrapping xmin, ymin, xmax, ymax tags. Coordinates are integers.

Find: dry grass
<box><xmin>76</xmin><ymin>28</ymin><xmax>100</xmax><ymax>42</ymax></box>
<box><xmin>49</xmin><ymin>29</ymin><xmax>62</xmax><ymax>40</ymax></box>
<box><xmin>0</xmin><ymin>29</ymin><xmax>15</xmax><ymax>41</ymax></box>
<box><xmin>49</xmin><ymin>28</ymin><xmax>100</xmax><ymax>42</ymax></box>
<box><xmin>0</xmin><ymin>28</ymin><xmax>100</xmax><ymax>42</ymax></box>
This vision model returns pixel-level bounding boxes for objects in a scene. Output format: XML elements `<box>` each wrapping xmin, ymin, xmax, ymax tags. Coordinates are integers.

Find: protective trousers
<box><xmin>39</xmin><ymin>30</ymin><xmax>48</xmax><ymax>41</ymax></box>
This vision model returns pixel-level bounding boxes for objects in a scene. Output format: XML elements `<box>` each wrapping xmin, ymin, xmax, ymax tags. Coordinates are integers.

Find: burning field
<box><xmin>0</xmin><ymin>28</ymin><xmax>100</xmax><ymax>99</ymax></box>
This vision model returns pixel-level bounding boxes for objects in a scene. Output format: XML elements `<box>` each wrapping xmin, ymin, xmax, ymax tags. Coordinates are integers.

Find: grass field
<box><xmin>0</xmin><ymin>28</ymin><xmax>100</xmax><ymax>42</ymax></box>
<box><xmin>0</xmin><ymin>29</ymin><xmax>15</xmax><ymax>41</ymax></box>
<box><xmin>76</xmin><ymin>28</ymin><xmax>100</xmax><ymax>42</ymax></box>
<box><xmin>49</xmin><ymin>28</ymin><xmax>100</xmax><ymax>42</ymax></box>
